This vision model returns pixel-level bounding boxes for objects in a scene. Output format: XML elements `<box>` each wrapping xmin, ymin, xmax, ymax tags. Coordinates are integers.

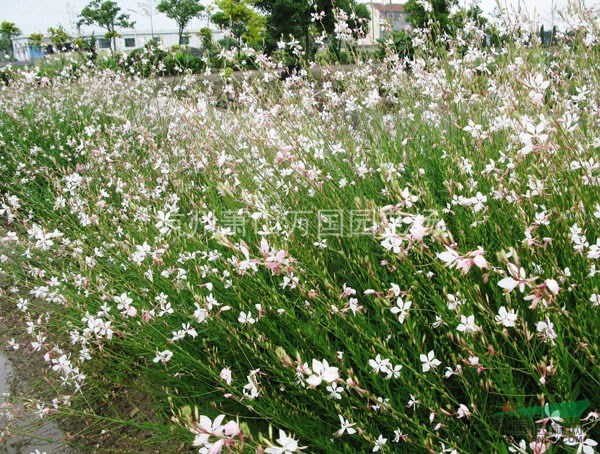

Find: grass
<box><xmin>0</xmin><ymin>7</ymin><xmax>599</xmax><ymax>453</ymax></box>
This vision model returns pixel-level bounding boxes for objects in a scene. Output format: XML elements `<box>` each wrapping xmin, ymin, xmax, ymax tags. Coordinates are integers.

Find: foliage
<box><xmin>253</xmin><ymin>0</ymin><xmax>367</xmax><ymax>58</ymax></box>
<box><xmin>47</xmin><ymin>26</ymin><xmax>70</xmax><ymax>51</ymax></box>
<box><xmin>450</xmin><ymin>4</ymin><xmax>487</xmax><ymax>30</ymax></box>
<box><xmin>0</xmin><ymin>21</ymin><xmax>21</xmax><ymax>58</ymax></box>
<box><xmin>157</xmin><ymin>0</ymin><xmax>205</xmax><ymax>45</ymax></box>
<box><xmin>0</xmin><ymin>3</ymin><xmax>599</xmax><ymax>453</ymax></box>
<box><xmin>0</xmin><ymin>21</ymin><xmax>20</xmax><ymax>39</ymax></box>
<box><xmin>29</xmin><ymin>33</ymin><xmax>44</xmax><ymax>47</ymax></box>
<box><xmin>348</xmin><ymin>2</ymin><xmax>370</xmax><ymax>39</ymax></box>
<box><xmin>404</xmin><ymin>0</ymin><xmax>457</xmax><ymax>34</ymax></box>
<box><xmin>212</xmin><ymin>0</ymin><xmax>266</xmax><ymax>50</ymax></box>
<box><xmin>377</xmin><ymin>29</ymin><xmax>414</xmax><ymax>60</ymax></box>
<box><xmin>78</xmin><ymin>0</ymin><xmax>135</xmax><ymax>54</ymax></box>
<box><xmin>197</xmin><ymin>26</ymin><xmax>214</xmax><ymax>54</ymax></box>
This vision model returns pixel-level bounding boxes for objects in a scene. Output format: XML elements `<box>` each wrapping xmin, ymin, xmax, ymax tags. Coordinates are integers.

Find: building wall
<box><xmin>11</xmin><ymin>30</ymin><xmax>226</xmax><ymax>62</ymax></box>
<box><xmin>360</xmin><ymin>5</ymin><xmax>409</xmax><ymax>46</ymax></box>
<box><xmin>380</xmin><ymin>12</ymin><xmax>408</xmax><ymax>37</ymax></box>
<box><xmin>11</xmin><ymin>37</ymin><xmax>46</xmax><ymax>62</ymax></box>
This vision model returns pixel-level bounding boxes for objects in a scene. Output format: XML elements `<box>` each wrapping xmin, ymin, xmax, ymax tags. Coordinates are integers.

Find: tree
<box><xmin>48</xmin><ymin>26</ymin><xmax>70</xmax><ymax>52</ymax></box>
<box><xmin>29</xmin><ymin>33</ymin><xmax>44</xmax><ymax>48</ymax></box>
<box><xmin>157</xmin><ymin>0</ymin><xmax>205</xmax><ymax>45</ymax></box>
<box><xmin>211</xmin><ymin>0</ymin><xmax>265</xmax><ymax>56</ymax></box>
<box><xmin>197</xmin><ymin>26</ymin><xmax>213</xmax><ymax>53</ymax></box>
<box><xmin>404</xmin><ymin>0</ymin><xmax>457</xmax><ymax>35</ymax></box>
<box><xmin>78</xmin><ymin>0</ymin><xmax>135</xmax><ymax>54</ymax></box>
<box><xmin>349</xmin><ymin>3</ymin><xmax>370</xmax><ymax>39</ymax></box>
<box><xmin>0</xmin><ymin>21</ymin><xmax>21</xmax><ymax>58</ymax></box>
<box><xmin>449</xmin><ymin>4</ymin><xmax>487</xmax><ymax>33</ymax></box>
<box><xmin>327</xmin><ymin>3</ymin><xmax>370</xmax><ymax>57</ymax></box>
<box><xmin>252</xmin><ymin>0</ymin><xmax>312</xmax><ymax>57</ymax></box>
<box><xmin>253</xmin><ymin>0</ymin><xmax>367</xmax><ymax>60</ymax></box>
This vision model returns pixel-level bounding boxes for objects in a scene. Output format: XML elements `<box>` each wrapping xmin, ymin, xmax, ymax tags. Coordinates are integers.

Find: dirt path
<box><xmin>0</xmin><ymin>233</ymin><xmax>74</xmax><ymax>453</ymax></box>
<box><xmin>0</xmin><ymin>348</ymin><xmax>71</xmax><ymax>453</ymax></box>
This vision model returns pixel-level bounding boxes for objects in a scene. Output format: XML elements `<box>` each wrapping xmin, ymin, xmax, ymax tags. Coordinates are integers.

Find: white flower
<box><xmin>420</xmin><ymin>350</ymin><xmax>441</xmax><ymax>373</ymax></box>
<box><xmin>416</xmin><ymin>0</ymin><xmax>433</xmax><ymax>13</ymax></box>
<box><xmin>498</xmin><ymin>277</ymin><xmax>520</xmax><ymax>292</ymax></box>
<box><xmin>306</xmin><ymin>359</ymin><xmax>339</xmax><ymax>387</ymax></box>
<box><xmin>393</xmin><ymin>428</ymin><xmax>405</xmax><ymax>443</ymax></box>
<box><xmin>498</xmin><ymin>266</ymin><xmax>527</xmax><ymax>293</ymax></box>
<box><xmin>576</xmin><ymin>436</ymin><xmax>597</xmax><ymax>454</ymax></box>
<box><xmin>115</xmin><ymin>292</ymin><xmax>137</xmax><ymax>317</ymax></box>
<box><xmin>495</xmin><ymin>306</ymin><xmax>518</xmax><ymax>327</ymax></box>
<box><xmin>238</xmin><ymin>311</ymin><xmax>256</xmax><ymax>325</ymax></box>
<box><xmin>390</xmin><ymin>297</ymin><xmax>412</xmax><ymax>324</ymax></box>
<box><xmin>192</xmin><ymin>414</ymin><xmax>227</xmax><ymax>447</ymax></box>
<box><xmin>446</xmin><ymin>293</ymin><xmax>464</xmax><ymax>311</ymax></box>
<box><xmin>220</xmin><ymin>367</ymin><xmax>232</xmax><ymax>385</ymax></box>
<box><xmin>153</xmin><ymin>350</ymin><xmax>173</xmax><ymax>364</ymax></box>
<box><xmin>155</xmin><ymin>210</ymin><xmax>174</xmax><ymax>234</ymax></box>
<box><xmin>335</xmin><ymin>415</ymin><xmax>356</xmax><ymax>437</ymax></box>
<box><xmin>369</xmin><ymin>354</ymin><xmax>391</xmax><ymax>375</ymax></box>
<box><xmin>385</xmin><ymin>364</ymin><xmax>403</xmax><ymax>380</ymax></box>
<box><xmin>242</xmin><ymin>369</ymin><xmax>261</xmax><ymax>400</ymax></box>
<box><xmin>265</xmin><ymin>430</ymin><xmax>302</xmax><ymax>453</ymax></box>
<box><xmin>407</xmin><ymin>394</ymin><xmax>420</xmax><ymax>410</ymax></box>
<box><xmin>313</xmin><ymin>239</ymin><xmax>328</xmax><ymax>249</ymax></box>
<box><xmin>456</xmin><ymin>314</ymin><xmax>479</xmax><ymax>334</ymax></box>
<box><xmin>457</xmin><ymin>404</ymin><xmax>471</xmax><ymax>418</ymax></box>
<box><xmin>326</xmin><ymin>384</ymin><xmax>343</xmax><ymax>400</ymax></box>
<box><xmin>536</xmin><ymin>318</ymin><xmax>557</xmax><ymax>343</ymax></box>
<box><xmin>545</xmin><ymin>279</ymin><xmax>560</xmax><ymax>294</ymax></box>
<box><xmin>373</xmin><ymin>434</ymin><xmax>387</xmax><ymax>452</ymax></box>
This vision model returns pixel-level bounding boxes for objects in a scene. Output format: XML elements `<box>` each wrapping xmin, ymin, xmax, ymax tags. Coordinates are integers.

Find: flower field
<box><xmin>0</xmin><ymin>6</ymin><xmax>599</xmax><ymax>453</ymax></box>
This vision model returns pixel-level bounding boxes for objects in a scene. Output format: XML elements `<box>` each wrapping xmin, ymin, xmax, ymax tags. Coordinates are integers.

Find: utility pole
<box><xmin>137</xmin><ymin>0</ymin><xmax>157</xmax><ymax>38</ymax></box>
<box><xmin>66</xmin><ymin>2</ymin><xmax>77</xmax><ymax>36</ymax></box>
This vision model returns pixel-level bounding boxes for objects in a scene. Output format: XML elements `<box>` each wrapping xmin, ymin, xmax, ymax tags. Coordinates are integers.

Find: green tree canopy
<box><xmin>347</xmin><ymin>3</ymin><xmax>370</xmax><ymax>40</ymax></box>
<box><xmin>449</xmin><ymin>3</ymin><xmax>487</xmax><ymax>32</ymax></box>
<box><xmin>47</xmin><ymin>26</ymin><xmax>70</xmax><ymax>51</ymax></box>
<box><xmin>29</xmin><ymin>33</ymin><xmax>44</xmax><ymax>47</ymax></box>
<box><xmin>157</xmin><ymin>0</ymin><xmax>205</xmax><ymax>45</ymax></box>
<box><xmin>404</xmin><ymin>0</ymin><xmax>457</xmax><ymax>35</ymax></box>
<box><xmin>78</xmin><ymin>0</ymin><xmax>135</xmax><ymax>54</ymax></box>
<box><xmin>0</xmin><ymin>21</ymin><xmax>21</xmax><ymax>58</ymax></box>
<box><xmin>212</xmin><ymin>0</ymin><xmax>265</xmax><ymax>51</ymax></box>
<box><xmin>0</xmin><ymin>21</ymin><xmax>20</xmax><ymax>38</ymax></box>
<box><xmin>253</xmin><ymin>0</ymin><xmax>368</xmax><ymax>59</ymax></box>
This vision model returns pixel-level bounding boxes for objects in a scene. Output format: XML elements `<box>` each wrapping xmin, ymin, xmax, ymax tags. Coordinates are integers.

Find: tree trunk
<box><xmin>110</xmin><ymin>26</ymin><xmax>116</xmax><ymax>55</ymax></box>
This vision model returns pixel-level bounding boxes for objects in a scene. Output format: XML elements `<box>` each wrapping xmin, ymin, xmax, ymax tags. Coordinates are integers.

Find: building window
<box><xmin>98</xmin><ymin>38</ymin><xmax>111</xmax><ymax>49</ymax></box>
<box><xmin>125</xmin><ymin>38</ymin><xmax>136</xmax><ymax>48</ymax></box>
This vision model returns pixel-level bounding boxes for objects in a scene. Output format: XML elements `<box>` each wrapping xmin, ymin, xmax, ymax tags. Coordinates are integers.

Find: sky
<box><xmin>0</xmin><ymin>0</ymin><xmax>593</xmax><ymax>37</ymax></box>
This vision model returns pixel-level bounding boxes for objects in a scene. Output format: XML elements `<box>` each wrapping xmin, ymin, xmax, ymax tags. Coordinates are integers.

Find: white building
<box><xmin>94</xmin><ymin>28</ymin><xmax>227</xmax><ymax>52</ymax></box>
<box><xmin>360</xmin><ymin>2</ymin><xmax>409</xmax><ymax>46</ymax></box>
<box><xmin>11</xmin><ymin>36</ymin><xmax>47</xmax><ymax>62</ymax></box>
<box><xmin>11</xmin><ymin>28</ymin><xmax>226</xmax><ymax>62</ymax></box>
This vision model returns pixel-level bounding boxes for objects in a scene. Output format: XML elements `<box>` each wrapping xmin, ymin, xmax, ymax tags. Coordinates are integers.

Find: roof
<box><xmin>371</xmin><ymin>3</ymin><xmax>406</xmax><ymax>13</ymax></box>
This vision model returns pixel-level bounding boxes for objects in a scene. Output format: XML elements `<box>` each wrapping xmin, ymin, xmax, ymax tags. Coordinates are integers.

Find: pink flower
<box><xmin>437</xmin><ymin>247</ymin><xmax>488</xmax><ymax>274</ymax></box>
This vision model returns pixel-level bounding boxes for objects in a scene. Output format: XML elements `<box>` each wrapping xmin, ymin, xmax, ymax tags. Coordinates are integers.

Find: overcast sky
<box><xmin>0</xmin><ymin>0</ymin><xmax>592</xmax><ymax>36</ymax></box>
